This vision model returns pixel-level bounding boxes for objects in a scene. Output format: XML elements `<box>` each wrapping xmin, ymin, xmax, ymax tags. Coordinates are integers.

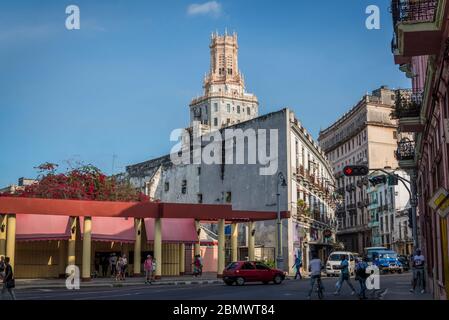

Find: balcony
<box><xmin>395</xmin><ymin>138</ymin><xmax>417</xmax><ymax>169</ymax></box>
<box><xmin>391</xmin><ymin>0</ymin><xmax>443</xmax><ymax>59</ymax></box>
<box><xmin>391</xmin><ymin>90</ymin><xmax>425</xmax><ymax>132</ymax></box>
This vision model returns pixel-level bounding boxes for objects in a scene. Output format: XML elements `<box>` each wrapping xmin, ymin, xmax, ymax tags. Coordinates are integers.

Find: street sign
<box><xmin>428</xmin><ymin>187</ymin><xmax>449</xmax><ymax>218</ymax></box>
<box><xmin>343</xmin><ymin>165</ymin><xmax>369</xmax><ymax>176</ymax></box>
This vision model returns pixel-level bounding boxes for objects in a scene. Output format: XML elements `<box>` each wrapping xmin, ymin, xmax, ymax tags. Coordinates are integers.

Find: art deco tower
<box><xmin>189</xmin><ymin>31</ymin><xmax>259</xmax><ymax>133</ymax></box>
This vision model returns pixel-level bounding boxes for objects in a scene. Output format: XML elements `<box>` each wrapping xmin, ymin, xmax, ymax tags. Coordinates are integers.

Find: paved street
<box><xmin>12</xmin><ymin>273</ymin><xmax>432</xmax><ymax>300</ymax></box>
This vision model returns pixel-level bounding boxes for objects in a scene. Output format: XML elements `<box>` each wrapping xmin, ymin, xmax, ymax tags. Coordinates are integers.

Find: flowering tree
<box><xmin>1</xmin><ymin>162</ymin><xmax>149</xmax><ymax>202</ymax></box>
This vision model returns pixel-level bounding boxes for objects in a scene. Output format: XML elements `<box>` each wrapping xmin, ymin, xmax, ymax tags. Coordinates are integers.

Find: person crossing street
<box><xmin>306</xmin><ymin>252</ymin><xmax>324</xmax><ymax>299</ymax></box>
<box><xmin>334</xmin><ymin>254</ymin><xmax>356</xmax><ymax>296</ymax></box>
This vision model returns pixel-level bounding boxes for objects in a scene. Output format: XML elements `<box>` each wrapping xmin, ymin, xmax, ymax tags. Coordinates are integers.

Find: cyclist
<box><xmin>307</xmin><ymin>252</ymin><xmax>324</xmax><ymax>299</ymax></box>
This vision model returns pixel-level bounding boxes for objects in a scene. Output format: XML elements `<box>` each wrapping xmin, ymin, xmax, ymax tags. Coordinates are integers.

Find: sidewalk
<box><xmin>15</xmin><ymin>273</ymin><xmax>223</xmax><ymax>290</ymax></box>
<box><xmin>15</xmin><ymin>273</ymin><xmax>296</xmax><ymax>290</ymax></box>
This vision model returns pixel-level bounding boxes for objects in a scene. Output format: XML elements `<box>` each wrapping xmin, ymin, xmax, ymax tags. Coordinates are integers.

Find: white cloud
<box><xmin>187</xmin><ymin>1</ymin><xmax>222</xmax><ymax>17</ymax></box>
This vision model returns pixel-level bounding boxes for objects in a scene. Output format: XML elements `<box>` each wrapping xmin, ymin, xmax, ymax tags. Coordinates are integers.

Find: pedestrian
<box><xmin>355</xmin><ymin>256</ymin><xmax>369</xmax><ymax>299</ymax></box>
<box><xmin>198</xmin><ymin>254</ymin><xmax>203</xmax><ymax>276</ymax></box>
<box><xmin>306</xmin><ymin>252</ymin><xmax>323</xmax><ymax>299</ymax></box>
<box><xmin>410</xmin><ymin>249</ymin><xmax>426</xmax><ymax>294</ymax></box>
<box><xmin>144</xmin><ymin>255</ymin><xmax>153</xmax><ymax>284</ymax></box>
<box><xmin>0</xmin><ymin>255</ymin><xmax>5</xmax><ymax>277</ymax></box>
<box><xmin>109</xmin><ymin>253</ymin><xmax>117</xmax><ymax>277</ymax></box>
<box><xmin>122</xmin><ymin>254</ymin><xmax>128</xmax><ymax>280</ymax></box>
<box><xmin>151</xmin><ymin>258</ymin><xmax>157</xmax><ymax>282</ymax></box>
<box><xmin>334</xmin><ymin>254</ymin><xmax>356</xmax><ymax>296</ymax></box>
<box><xmin>193</xmin><ymin>255</ymin><xmax>202</xmax><ymax>277</ymax></box>
<box><xmin>101</xmin><ymin>256</ymin><xmax>109</xmax><ymax>277</ymax></box>
<box><xmin>115</xmin><ymin>256</ymin><xmax>124</xmax><ymax>281</ymax></box>
<box><xmin>1</xmin><ymin>257</ymin><xmax>16</xmax><ymax>300</ymax></box>
<box><xmin>292</xmin><ymin>254</ymin><xmax>303</xmax><ymax>280</ymax></box>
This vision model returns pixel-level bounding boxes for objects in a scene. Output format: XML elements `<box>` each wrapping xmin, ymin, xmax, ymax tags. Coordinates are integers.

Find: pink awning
<box><xmin>144</xmin><ymin>218</ymin><xmax>197</xmax><ymax>243</ymax></box>
<box><xmin>80</xmin><ymin>217</ymin><xmax>135</xmax><ymax>243</ymax></box>
<box><xmin>16</xmin><ymin>214</ymin><xmax>71</xmax><ymax>241</ymax></box>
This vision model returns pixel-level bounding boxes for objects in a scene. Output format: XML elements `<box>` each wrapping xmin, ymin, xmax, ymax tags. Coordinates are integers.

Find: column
<box><xmin>194</xmin><ymin>220</ymin><xmax>201</xmax><ymax>256</ymax></box>
<box><xmin>133</xmin><ymin>218</ymin><xmax>142</xmax><ymax>276</ymax></box>
<box><xmin>248</xmin><ymin>221</ymin><xmax>255</xmax><ymax>261</ymax></box>
<box><xmin>0</xmin><ymin>214</ymin><xmax>7</xmax><ymax>257</ymax></box>
<box><xmin>179</xmin><ymin>243</ymin><xmax>185</xmax><ymax>275</ymax></box>
<box><xmin>82</xmin><ymin>216</ymin><xmax>92</xmax><ymax>281</ymax></box>
<box><xmin>217</xmin><ymin>219</ymin><xmax>225</xmax><ymax>278</ymax></box>
<box><xmin>67</xmin><ymin>217</ymin><xmax>77</xmax><ymax>266</ymax></box>
<box><xmin>231</xmin><ymin>222</ymin><xmax>238</xmax><ymax>262</ymax></box>
<box><xmin>58</xmin><ymin>240</ymin><xmax>67</xmax><ymax>278</ymax></box>
<box><xmin>6</xmin><ymin>214</ymin><xmax>16</xmax><ymax>269</ymax></box>
<box><xmin>154</xmin><ymin>218</ymin><xmax>162</xmax><ymax>279</ymax></box>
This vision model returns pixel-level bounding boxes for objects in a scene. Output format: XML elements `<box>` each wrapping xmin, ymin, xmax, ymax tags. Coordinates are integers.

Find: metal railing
<box><xmin>391</xmin><ymin>0</ymin><xmax>438</xmax><ymax>25</ymax></box>
<box><xmin>395</xmin><ymin>139</ymin><xmax>416</xmax><ymax>161</ymax></box>
<box><xmin>391</xmin><ymin>89</ymin><xmax>423</xmax><ymax>119</ymax></box>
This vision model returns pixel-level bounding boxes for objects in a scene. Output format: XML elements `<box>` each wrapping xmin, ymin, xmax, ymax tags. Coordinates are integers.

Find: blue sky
<box><xmin>0</xmin><ymin>0</ymin><xmax>409</xmax><ymax>186</ymax></box>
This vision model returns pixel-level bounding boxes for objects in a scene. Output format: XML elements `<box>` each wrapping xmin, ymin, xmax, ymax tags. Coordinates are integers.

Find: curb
<box><xmin>15</xmin><ymin>279</ymin><xmax>223</xmax><ymax>291</ymax></box>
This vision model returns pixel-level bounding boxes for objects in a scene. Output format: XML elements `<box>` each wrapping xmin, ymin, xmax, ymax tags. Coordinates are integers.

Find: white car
<box><xmin>325</xmin><ymin>251</ymin><xmax>357</xmax><ymax>277</ymax></box>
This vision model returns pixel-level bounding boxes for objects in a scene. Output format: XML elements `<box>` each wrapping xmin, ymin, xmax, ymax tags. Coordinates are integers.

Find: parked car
<box><xmin>398</xmin><ymin>255</ymin><xmax>410</xmax><ymax>271</ymax></box>
<box><xmin>222</xmin><ymin>261</ymin><xmax>285</xmax><ymax>286</ymax></box>
<box><xmin>373</xmin><ymin>250</ymin><xmax>403</xmax><ymax>273</ymax></box>
<box><xmin>325</xmin><ymin>251</ymin><xmax>356</xmax><ymax>277</ymax></box>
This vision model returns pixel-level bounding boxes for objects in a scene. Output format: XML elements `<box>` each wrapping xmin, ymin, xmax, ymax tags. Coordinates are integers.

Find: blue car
<box><xmin>373</xmin><ymin>250</ymin><xmax>403</xmax><ymax>273</ymax></box>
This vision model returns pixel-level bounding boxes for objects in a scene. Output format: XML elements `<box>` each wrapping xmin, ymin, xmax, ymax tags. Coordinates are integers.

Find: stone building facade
<box><xmin>123</xmin><ymin>33</ymin><xmax>337</xmax><ymax>272</ymax></box>
<box><xmin>318</xmin><ymin>86</ymin><xmax>403</xmax><ymax>253</ymax></box>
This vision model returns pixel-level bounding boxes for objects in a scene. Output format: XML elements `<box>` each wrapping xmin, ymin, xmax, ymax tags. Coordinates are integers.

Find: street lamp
<box><xmin>276</xmin><ymin>171</ymin><xmax>287</xmax><ymax>271</ymax></box>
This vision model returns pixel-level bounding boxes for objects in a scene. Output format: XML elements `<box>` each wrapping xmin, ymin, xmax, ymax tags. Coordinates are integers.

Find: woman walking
<box><xmin>144</xmin><ymin>255</ymin><xmax>153</xmax><ymax>284</ymax></box>
<box><xmin>1</xmin><ymin>257</ymin><xmax>16</xmax><ymax>300</ymax></box>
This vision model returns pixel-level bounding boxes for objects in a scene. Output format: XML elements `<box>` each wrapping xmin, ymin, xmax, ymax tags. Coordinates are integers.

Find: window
<box><xmin>225</xmin><ymin>192</ymin><xmax>232</xmax><ymax>203</ymax></box>
<box><xmin>197</xmin><ymin>167</ymin><xmax>201</xmax><ymax>175</ymax></box>
<box><xmin>241</xmin><ymin>262</ymin><xmax>255</xmax><ymax>270</ymax></box>
<box><xmin>227</xmin><ymin>104</ymin><xmax>231</xmax><ymax>113</ymax></box>
<box><xmin>255</xmin><ymin>262</ymin><xmax>270</xmax><ymax>270</ymax></box>
<box><xmin>247</xmin><ymin>107</ymin><xmax>250</xmax><ymax>115</ymax></box>
<box><xmin>393</xmin><ymin>131</ymin><xmax>397</xmax><ymax>139</ymax></box>
<box><xmin>237</xmin><ymin>105</ymin><xmax>241</xmax><ymax>114</ymax></box>
<box><xmin>214</xmin><ymin>103</ymin><xmax>218</xmax><ymax>112</ymax></box>
<box><xmin>226</xmin><ymin>118</ymin><xmax>230</xmax><ymax>125</ymax></box>
<box><xmin>181</xmin><ymin>180</ymin><xmax>187</xmax><ymax>194</ymax></box>
<box><xmin>164</xmin><ymin>182</ymin><xmax>169</xmax><ymax>192</ymax></box>
<box><xmin>197</xmin><ymin>193</ymin><xmax>203</xmax><ymax>203</ymax></box>
<box><xmin>214</xmin><ymin>118</ymin><xmax>218</xmax><ymax>126</ymax></box>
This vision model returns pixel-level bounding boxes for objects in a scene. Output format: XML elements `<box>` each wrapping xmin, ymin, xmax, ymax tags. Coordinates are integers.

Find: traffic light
<box><xmin>369</xmin><ymin>175</ymin><xmax>387</xmax><ymax>186</ymax></box>
<box><xmin>343</xmin><ymin>165</ymin><xmax>369</xmax><ymax>176</ymax></box>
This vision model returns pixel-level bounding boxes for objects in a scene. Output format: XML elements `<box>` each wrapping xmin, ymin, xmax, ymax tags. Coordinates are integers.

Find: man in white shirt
<box><xmin>307</xmin><ymin>252</ymin><xmax>323</xmax><ymax>299</ymax></box>
<box><xmin>410</xmin><ymin>249</ymin><xmax>426</xmax><ymax>294</ymax></box>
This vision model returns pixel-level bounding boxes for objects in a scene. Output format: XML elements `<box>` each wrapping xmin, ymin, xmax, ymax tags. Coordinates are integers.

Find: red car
<box><xmin>222</xmin><ymin>261</ymin><xmax>285</xmax><ymax>286</ymax></box>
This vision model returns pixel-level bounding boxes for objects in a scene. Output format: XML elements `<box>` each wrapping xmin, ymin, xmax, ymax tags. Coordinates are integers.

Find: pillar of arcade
<box><xmin>231</xmin><ymin>222</ymin><xmax>238</xmax><ymax>262</ymax></box>
<box><xmin>5</xmin><ymin>214</ymin><xmax>16</xmax><ymax>269</ymax></box>
<box><xmin>154</xmin><ymin>217</ymin><xmax>162</xmax><ymax>279</ymax></box>
<box><xmin>82</xmin><ymin>216</ymin><xmax>92</xmax><ymax>281</ymax></box>
<box><xmin>248</xmin><ymin>221</ymin><xmax>255</xmax><ymax>261</ymax></box>
<box><xmin>179</xmin><ymin>243</ymin><xmax>185</xmax><ymax>275</ymax></box>
<box><xmin>67</xmin><ymin>217</ymin><xmax>77</xmax><ymax>267</ymax></box>
<box><xmin>133</xmin><ymin>218</ymin><xmax>142</xmax><ymax>276</ymax></box>
<box><xmin>217</xmin><ymin>219</ymin><xmax>225</xmax><ymax>278</ymax></box>
<box><xmin>194</xmin><ymin>220</ymin><xmax>201</xmax><ymax>256</ymax></box>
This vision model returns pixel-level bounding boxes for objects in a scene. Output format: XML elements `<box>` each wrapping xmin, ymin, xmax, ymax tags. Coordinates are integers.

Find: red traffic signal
<box><xmin>343</xmin><ymin>165</ymin><xmax>369</xmax><ymax>177</ymax></box>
